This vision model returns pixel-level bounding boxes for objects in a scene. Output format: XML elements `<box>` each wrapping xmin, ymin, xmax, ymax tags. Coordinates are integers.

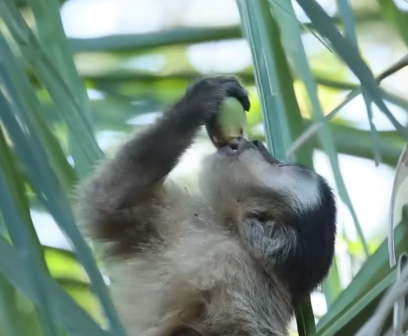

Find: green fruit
<box><xmin>219</xmin><ymin>97</ymin><xmax>247</xmax><ymax>129</ymax></box>
<box><xmin>211</xmin><ymin>97</ymin><xmax>247</xmax><ymax>146</ymax></box>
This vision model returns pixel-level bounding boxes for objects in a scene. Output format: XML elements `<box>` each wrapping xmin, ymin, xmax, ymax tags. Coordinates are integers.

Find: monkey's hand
<box><xmin>92</xmin><ymin>76</ymin><xmax>251</xmax><ymax>212</ymax></box>
<box><xmin>176</xmin><ymin>76</ymin><xmax>251</xmax><ymax>130</ymax></box>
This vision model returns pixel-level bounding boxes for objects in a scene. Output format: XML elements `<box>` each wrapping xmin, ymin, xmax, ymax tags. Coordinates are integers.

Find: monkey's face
<box><xmin>200</xmin><ymin>138</ymin><xmax>336</xmax><ymax>305</ymax></box>
<box><xmin>200</xmin><ymin>138</ymin><xmax>332</xmax><ymax>226</ymax></box>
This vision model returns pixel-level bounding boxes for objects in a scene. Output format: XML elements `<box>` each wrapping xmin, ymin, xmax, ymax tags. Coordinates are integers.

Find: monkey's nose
<box><xmin>251</xmin><ymin>140</ymin><xmax>282</xmax><ymax>165</ymax></box>
<box><xmin>235</xmin><ymin>138</ymin><xmax>258</xmax><ymax>154</ymax></box>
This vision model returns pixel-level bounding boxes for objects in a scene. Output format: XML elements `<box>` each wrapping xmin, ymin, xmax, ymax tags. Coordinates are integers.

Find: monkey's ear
<box><xmin>172</xmin><ymin>327</ymin><xmax>201</xmax><ymax>336</ymax></box>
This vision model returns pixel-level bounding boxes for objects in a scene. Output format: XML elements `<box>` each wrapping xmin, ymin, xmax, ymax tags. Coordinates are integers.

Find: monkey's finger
<box><xmin>210</xmin><ymin>76</ymin><xmax>250</xmax><ymax>111</ymax></box>
<box><xmin>221</xmin><ymin>81</ymin><xmax>251</xmax><ymax>112</ymax></box>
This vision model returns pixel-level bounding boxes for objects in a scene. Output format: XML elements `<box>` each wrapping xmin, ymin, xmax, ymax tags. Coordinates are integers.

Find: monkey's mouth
<box><xmin>228</xmin><ymin>139</ymin><xmax>240</xmax><ymax>151</ymax></box>
<box><xmin>219</xmin><ymin>138</ymin><xmax>282</xmax><ymax>165</ymax></box>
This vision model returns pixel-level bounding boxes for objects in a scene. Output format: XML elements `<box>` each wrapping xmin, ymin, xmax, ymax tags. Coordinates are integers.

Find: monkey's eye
<box><xmin>248</xmin><ymin>212</ymin><xmax>270</xmax><ymax>222</ymax></box>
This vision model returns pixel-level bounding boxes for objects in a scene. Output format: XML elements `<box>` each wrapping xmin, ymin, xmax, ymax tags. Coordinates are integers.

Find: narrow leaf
<box><xmin>317</xmin><ymin>207</ymin><xmax>408</xmax><ymax>333</ymax></box>
<box><xmin>335</xmin><ymin>0</ymin><xmax>382</xmax><ymax>165</ymax></box>
<box><xmin>287</xmin><ymin>54</ymin><xmax>408</xmax><ymax>157</ymax></box>
<box><xmin>0</xmin><ymin>59</ymin><xmax>125</xmax><ymax>336</ymax></box>
<box><xmin>0</xmin><ymin>33</ymin><xmax>77</xmax><ymax>193</ymax></box>
<box><xmin>376</xmin><ymin>0</ymin><xmax>408</xmax><ymax>47</ymax></box>
<box><xmin>270</xmin><ymin>0</ymin><xmax>368</xmax><ymax>257</ymax></box>
<box><xmin>388</xmin><ymin>147</ymin><xmax>408</xmax><ymax>268</ymax></box>
<box><xmin>0</xmin><ymin>236</ymin><xmax>108</xmax><ymax>336</ymax></box>
<box><xmin>293</xmin><ymin>0</ymin><xmax>408</xmax><ymax>140</ymax></box>
<box><xmin>0</xmin><ymin>2</ymin><xmax>103</xmax><ymax>177</ymax></box>
<box><xmin>237</xmin><ymin>0</ymin><xmax>292</xmax><ymax>159</ymax></box>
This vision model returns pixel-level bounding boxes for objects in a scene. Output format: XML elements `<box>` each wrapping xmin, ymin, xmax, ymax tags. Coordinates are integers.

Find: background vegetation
<box><xmin>0</xmin><ymin>0</ymin><xmax>407</xmax><ymax>335</ymax></box>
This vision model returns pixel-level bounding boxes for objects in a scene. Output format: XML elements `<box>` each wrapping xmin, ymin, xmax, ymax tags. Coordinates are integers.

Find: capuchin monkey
<box><xmin>75</xmin><ymin>76</ymin><xmax>337</xmax><ymax>336</ymax></box>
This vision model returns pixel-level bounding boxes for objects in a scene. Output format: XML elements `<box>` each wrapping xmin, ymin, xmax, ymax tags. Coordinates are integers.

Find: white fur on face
<box><xmin>239</xmin><ymin>150</ymin><xmax>322</xmax><ymax>213</ymax></box>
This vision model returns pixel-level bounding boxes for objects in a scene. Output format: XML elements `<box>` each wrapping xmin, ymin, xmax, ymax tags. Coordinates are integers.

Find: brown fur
<box><xmin>75</xmin><ymin>76</ymin><xmax>336</xmax><ymax>336</ymax></box>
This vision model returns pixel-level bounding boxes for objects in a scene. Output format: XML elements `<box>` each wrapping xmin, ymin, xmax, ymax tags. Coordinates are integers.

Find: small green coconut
<box><xmin>208</xmin><ymin>97</ymin><xmax>248</xmax><ymax>147</ymax></box>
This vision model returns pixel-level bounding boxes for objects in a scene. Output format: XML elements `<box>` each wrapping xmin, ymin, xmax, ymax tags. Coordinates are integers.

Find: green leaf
<box><xmin>265</xmin><ymin>1</ymin><xmax>364</xmax><ymax>315</ymax></box>
<box><xmin>0</xmin><ymin>48</ymin><xmax>123</xmax><ymax>336</ymax></box>
<box><xmin>376</xmin><ymin>0</ymin><xmax>408</xmax><ymax>47</ymax></box>
<box><xmin>294</xmin><ymin>0</ymin><xmax>408</xmax><ymax>141</ymax></box>
<box><xmin>237</xmin><ymin>0</ymin><xmax>292</xmax><ymax>159</ymax></box>
<box><xmin>314</xmin><ymin>77</ymin><xmax>408</xmax><ymax>113</ymax></box>
<box><xmin>322</xmin><ymin>258</ymin><xmax>342</xmax><ymax>306</ymax></box>
<box><xmin>0</xmin><ymin>79</ymin><xmax>66</xmax><ymax>336</ymax></box>
<box><xmin>335</xmin><ymin>0</ymin><xmax>382</xmax><ymax>166</ymax></box>
<box><xmin>0</xmin><ymin>2</ymin><xmax>103</xmax><ymax>177</ymax></box>
<box><xmin>0</xmin><ymin>273</ymin><xmax>26</xmax><ymax>336</ymax></box>
<box><xmin>69</xmin><ymin>26</ymin><xmax>242</xmax><ymax>53</ymax></box>
<box><xmin>296</xmin><ymin>299</ymin><xmax>317</xmax><ymax>336</ymax></box>
<box><xmin>264</xmin><ymin>6</ymin><xmax>314</xmax><ymax>168</ymax></box>
<box><xmin>318</xmin><ymin>269</ymin><xmax>397</xmax><ymax>336</ymax></box>
<box><xmin>0</xmin><ymin>236</ymin><xmax>107</xmax><ymax>336</ymax></box>
<box><xmin>237</xmin><ymin>1</ymin><xmax>321</xmax><ymax>334</ymax></box>
<box><xmin>0</xmin><ymin>34</ymin><xmax>76</xmax><ymax>192</ymax></box>
<box><xmin>388</xmin><ymin>147</ymin><xmax>408</xmax><ymax>271</ymax></box>
<box><xmin>317</xmin><ymin>207</ymin><xmax>408</xmax><ymax>334</ymax></box>
<box><xmin>28</xmin><ymin>0</ymin><xmax>105</xmax><ymax>180</ymax></box>
<box><xmin>256</xmin><ymin>122</ymin><xmax>403</xmax><ymax>168</ymax></box>
<box><xmin>287</xmin><ymin>54</ymin><xmax>408</xmax><ymax>158</ymax></box>
<box><xmin>66</xmin><ymin>10</ymin><xmax>382</xmax><ymax>54</ymax></box>
<box><xmin>44</xmin><ymin>246</ymin><xmax>88</xmax><ymax>283</ymax></box>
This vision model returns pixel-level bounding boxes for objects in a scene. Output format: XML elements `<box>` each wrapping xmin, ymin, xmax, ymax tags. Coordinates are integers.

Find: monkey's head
<box><xmin>199</xmin><ymin>137</ymin><xmax>337</xmax><ymax>305</ymax></box>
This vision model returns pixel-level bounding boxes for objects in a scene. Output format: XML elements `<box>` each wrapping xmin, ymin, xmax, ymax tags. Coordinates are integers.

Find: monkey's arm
<box><xmin>76</xmin><ymin>76</ymin><xmax>250</xmax><ymax>256</ymax></box>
